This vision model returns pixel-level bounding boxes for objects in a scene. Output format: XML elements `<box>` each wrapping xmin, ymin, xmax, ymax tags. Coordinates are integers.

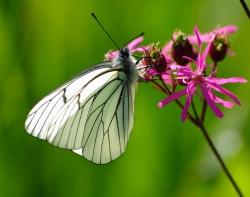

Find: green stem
<box><xmin>198</xmin><ymin>124</ymin><xmax>243</xmax><ymax>197</ymax></box>
<box><xmin>191</xmin><ymin>101</ymin><xmax>199</xmax><ymax>121</ymax></box>
<box><xmin>192</xmin><ymin>104</ymin><xmax>243</xmax><ymax>197</ymax></box>
<box><xmin>200</xmin><ymin>100</ymin><xmax>207</xmax><ymax>123</ymax></box>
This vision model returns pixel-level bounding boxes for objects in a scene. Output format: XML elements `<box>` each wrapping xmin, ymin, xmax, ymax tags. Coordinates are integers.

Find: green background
<box><xmin>0</xmin><ymin>0</ymin><xmax>249</xmax><ymax>196</ymax></box>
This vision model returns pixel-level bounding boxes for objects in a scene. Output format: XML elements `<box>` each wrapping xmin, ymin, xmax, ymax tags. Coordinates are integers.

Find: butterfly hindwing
<box><xmin>73</xmin><ymin>78</ymin><xmax>135</xmax><ymax>164</ymax></box>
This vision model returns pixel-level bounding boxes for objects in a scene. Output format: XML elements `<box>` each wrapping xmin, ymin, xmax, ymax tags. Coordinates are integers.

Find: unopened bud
<box><xmin>154</xmin><ymin>53</ymin><xmax>167</xmax><ymax>72</ymax></box>
<box><xmin>209</xmin><ymin>35</ymin><xmax>229</xmax><ymax>63</ymax></box>
<box><xmin>171</xmin><ymin>31</ymin><xmax>197</xmax><ymax>66</ymax></box>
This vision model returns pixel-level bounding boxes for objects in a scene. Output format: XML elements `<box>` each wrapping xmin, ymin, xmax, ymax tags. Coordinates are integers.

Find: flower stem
<box><xmin>198</xmin><ymin>123</ymin><xmax>243</xmax><ymax>197</ymax></box>
<box><xmin>200</xmin><ymin>100</ymin><xmax>207</xmax><ymax>123</ymax></box>
<box><xmin>191</xmin><ymin>104</ymin><xmax>243</xmax><ymax>196</ymax></box>
<box><xmin>238</xmin><ymin>0</ymin><xmax>250</xmax><ymax>19</ymax></box>
<box><xmin>191</xmin><ymin>101</ymin><xmax>199</xmax><ymax>119</ymax></box>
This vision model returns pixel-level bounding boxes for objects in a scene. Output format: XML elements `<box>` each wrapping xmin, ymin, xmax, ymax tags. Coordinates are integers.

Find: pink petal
<box><xmin>169</xmin><ymin>64</ymin><xmax>190</xmax><ymax>70</ymax></box>
<box><xmin>199</xmin><ymin>34</ymin><xmax>215</xmax><ymax>71</ymax></box>
<box><xmin>176</xmin><ymin>70</ymin><xmax>193</xmax><ymax>78</ymax></box>
<box><xmin>200</xmin><ymin>84</ymin><xmax>224</xmax><ymax>118</ymax></box>
<box><xmin>162</xmin><ymin>41</ymin><xmax>173</xmax><ymax>55</ymax></box>
<box><xmin>104</xmin><ymin>51</ymin><xmax>118</xmax><ymax>61</ymax></box>
<box><xmin>188</xmin><ymin>35</ymin><xmax>202</xmax><ymax>45</ymax></box>
<box><xmin>127</xmin><ymin>36</ymin><xmax>144</xmax><ymax>50</ymax></box>
<box><xmin>215</xmin><ymin>97</ymin><xmax>234</xmax><ymax>108</ymax></box>
<box><xmin>214</xmin><ymin>25</ymin><xmax>238</xmax><ymax>35</ymax></box>
<box><xmin>206</xmin><ymin>77</ymin><xmax>247</xmax><ymax>85</ymax></box>
<box><xmin>182</xmin><ymin>55</ymin><xmax>195</xmax><ymax>62</ymax></box>
<box><xmin>163</xmin><ymin>53</ymin><xmax>172</xmax><ymax>62</ymax></box>
<box><xmin>147</xmin><ymin>68</ymin><xmax>158</xmax><ymax>75</ymax></box>
<box><xmin>131</xmin><ymin>45</ymin><xmax>150</xmax><ymax>53</ymax></box>
<box><xmin>193</xmin><ymin>26</ymin><xmax>203</xmax><ymax>71</ymax></box>
<box><xmin>170</xmin><ymin>64</ymin><xmax>193</xmax><ymax>75</ymax></box>
<box><xmin>208</xmin><ymin>90</ymin><xmax>234</xmax><ymax>108</ymax></box>
<box><xmin>158</xmin><ymin>88</ymin><xmax>187</xmax><ymax>108</ymax></box>
<box><xmin>161</xmin><ymin>73</ymin><xmax>172</xmax><ymax>85</ymax></box>
<box><xmin>207</xmin><ymin>81</ymin><xmax>241</xmax><ymax>105</ymax></box>
<box><xmin>181</xmin><ymin>83</ymin><xmax>196</xmax><ymax>121</ymax></box>
<box><xmin>188</xmin><ymin>25</ymin><xmax>238</xmax><ymax>44</ymax></box>
<box><xmin>194</xmin><ymin>26</ymin><xmax>202</xmax><ymax>47</ymax></box>
<box><xmin>105</xmin><ymin>37</ymin><xmax>148</xmax><ymax>61</ymax></box>
<box><xmin>188</xmin><ymin>33</ymin><xmax>215</xmax><ymax>45</ymax></box>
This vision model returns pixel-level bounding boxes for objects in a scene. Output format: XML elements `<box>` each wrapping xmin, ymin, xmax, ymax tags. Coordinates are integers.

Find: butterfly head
<box><xmin>119</xmin><ymin>47</ymin><xmax>130</xmax><ymax>59</ymax></box>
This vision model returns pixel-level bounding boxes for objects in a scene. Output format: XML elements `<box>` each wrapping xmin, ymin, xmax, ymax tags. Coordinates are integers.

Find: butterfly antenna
<box><xmin>122</xmin><ymin>32</ymin><xmax>145</xmax><ymax>48</ymax></box>
<box><xmin>91</xmin><ymin>13</ymin><xmax>120</xmax><ymax>50</ymax></box>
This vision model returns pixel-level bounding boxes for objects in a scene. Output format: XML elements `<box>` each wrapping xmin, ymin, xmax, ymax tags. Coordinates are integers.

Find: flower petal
<box><xmin>188</xmin><ymin>25</ymin><xmax>238</xmax><ymax>44</ymax></box>
<box><xmin>181</xmin><ymin>83</ymin><xmax>196</xmax><ymax>121</ymax></box>
<box><xmin>147</xmin><ymin>68</ymin><xmax>158</xmax><ymax>75</ymax></box>
<box><xmin>215</xmin><ymin>97</ymin><xmax>234</xmax><ymax>108</ymax></box>
<box><xmin>104</xmin><ymin>51</ymin><xmax>118</xmax><ymax>61</ymax></box>
<box><xmin>194</xmin><ymin>26</ymin><xmax>202</xmax><ymax>47</ymax></box>
<box><xmin>105</xmin><ymin>36</ymin><xmax>146</xmax><ymax>61</ymax></box>
<box><xmin>169</xmin><ymin>64</ymin><xmax>191</xmax><ymax>71</ymax></box>
<box><xmin>162</xmin><ymin>41</ymin><xmax>173</xmax><ymax>55</ymax></box>
<box><xmin>207</xmin><ymin>81</ymin><xmax>241</xmax><ymax>105</ymax></box>
<box><xmin>199</xmin><ymin>34</ymin><xmax>215</xmax><ymax>71</ymax></box>
<box><xmin>205</xmin><ymin>77</ymin><xmax>247</xmax><ymax>85</ymax></box>
<box><xmin>127</xmin><ymin>36</ymin><xmax>144</xmax><ymax>50</ymax></box>
<box><xmin>161</xmin><ymin>73</ymin><xmax>172</xmax><ymax>84</ymax></box>
<box><xmin>214</xmin><ymin>25</ymin><xmax>238</xmax><ymax>35</ymax></box>
<box><xmin>131</xmin><ymin>45</ymin><xmax>150</xmax><ymax>53</ymax></box>
<box><xmin>182</xmin><ymin>55</ymin><xmax>195</xmax><ymax>62</ymax></box>
<box><xmin>194</xmin><ymin>26</ymin><xmax>203</xmax><ymax>71</ymax></box>
<box><xmin>208</xmin><ymin>90</ymin><xmax>234</xmax><ymax>108</ymax></box>
<box><xmin>176</xmin><ymin>70</ymin><xmax>193</xmax><ymax>78</ymax></box>
<box><xmin>200</xmin><ymin>84</ymin><xmax>224</xmax><ymax>118</ymax></box>
<box><xmin>158</xmin><ymin>88</ymin><xmax>187</xmax><ymax>108</ymax></box>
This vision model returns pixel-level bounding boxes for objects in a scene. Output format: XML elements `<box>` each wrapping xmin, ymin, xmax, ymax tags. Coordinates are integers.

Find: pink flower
<box><xmin>188</xmin><ymin>25</ymin><xmax>238</xmax><ymax>44</ymax></box>
<box><xmin>162</xmin><ymin>25</ymin><xmax>237</xmax><ymax>57</ymax></box>
<box><xmin>158</xmin><ymin>27</ymin><xmax>247</xmax><ymax>121</ymax></box>
<box><xmin>104</xmin><ymin>36</ymin><xmax>148</xmax><ymax>61</ymax></box>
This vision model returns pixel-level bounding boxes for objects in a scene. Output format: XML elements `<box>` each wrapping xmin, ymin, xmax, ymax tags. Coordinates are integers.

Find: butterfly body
<box><xmin>114</xmin><ymin>47</ymin><xmax>138</xmax><ymax>85</ymax></box>
<box><xmin>25</xmin><ymin>48</ymin><xmax>137</xmax><ymax>164</ymax></box>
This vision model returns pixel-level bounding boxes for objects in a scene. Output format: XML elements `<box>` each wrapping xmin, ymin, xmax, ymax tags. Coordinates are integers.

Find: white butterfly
<box><xmin>25</xmin><ymin>47</ymin><xmax>138</xmax><ymax>164</ymax></box>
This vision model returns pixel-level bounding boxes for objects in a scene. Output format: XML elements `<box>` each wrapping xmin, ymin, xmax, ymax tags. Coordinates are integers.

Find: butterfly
<box><xmin>24</xmin><ymin>45</ymin><xmax>140</xmax><ymax>164</ymax></box>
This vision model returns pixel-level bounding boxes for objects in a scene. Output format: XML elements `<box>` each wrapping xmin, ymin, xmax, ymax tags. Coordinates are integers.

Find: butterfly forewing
<box><xmin>25</xmin><ymin>63</ymin><xmax>111</xmax><ymax>137</ymax></box>
<box><xmin>25</xmin><ymin>60</ymin><xmax>136</xmax><ymax>164</ymax></box>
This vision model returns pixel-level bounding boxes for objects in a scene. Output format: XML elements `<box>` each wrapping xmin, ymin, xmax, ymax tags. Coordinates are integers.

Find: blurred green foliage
<box><xmin>0</xmin><ymin>0</ymin><xmax>249</xmax><ymax>196</ymax></box>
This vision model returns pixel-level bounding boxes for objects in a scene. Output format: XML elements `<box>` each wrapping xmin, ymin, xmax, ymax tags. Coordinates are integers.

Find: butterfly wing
<box><xmin>73</xmin><ymin>80</ymin><xmax>136</xmax><ymax>164</ymax></box>
<box><xmin>25</xmin><ymin>62</ymin><xmax>136</xmax><ymax>164</ymax></box>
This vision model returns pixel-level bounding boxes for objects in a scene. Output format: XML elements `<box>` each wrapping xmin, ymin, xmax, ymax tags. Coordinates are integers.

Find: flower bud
<box><xmin>171</xmin><ymin>31</ymin><xmax>197</xmax><ymax>66</ymax></box>
<box><xmin>141</xmin><ymin>52</ymin><xmax>152</xmax><ymax>66</ymax></box>
<box><xmin>142</xmin><ymin>43</ymin><xmax>168</xmax><ymax>73</ymax></box>
<box><xmin>209</xmin><ymin>35</ymin><xmax>229</xmax><ymax>63</ymax></box>
<box><xmin>154</xmin><ymin>53</ymin><xmax>167</xmax><ymax>72</ymax></box>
